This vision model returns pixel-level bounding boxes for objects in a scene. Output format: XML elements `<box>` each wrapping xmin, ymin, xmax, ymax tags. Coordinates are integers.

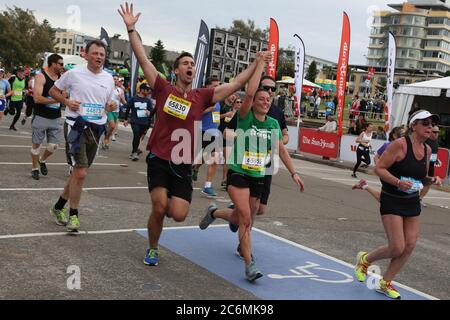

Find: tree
<box><xmin>276</xmin><ymin>47</ymin><xmax>295</xmax><ymax>80</ymax></box>
<box><xmin>445</xmin><ymin>70</ymin><xmax>450</xmax><ymax>77</ymax></box>
<box><xmin>150</xmin><ymin>40</ymin><xmax>166</xmax><ymax>73</ymax></box>
<box><xmin>221</xmin><ymin>19</ymin><xmax>268</xmax><ymax>40</ymax></box>
<box><xmin>0</xmin><ymin>6</ymin><xmax>54</xmax><ymax>69</ymax></box>
<box><xmin>305</xmin><ymin>61</ymin><xmax>318</xmax><ymax>82</ymax></box>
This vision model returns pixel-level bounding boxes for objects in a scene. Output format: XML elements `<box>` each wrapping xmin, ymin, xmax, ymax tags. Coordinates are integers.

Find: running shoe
<box><xmin>235</xmin><ymin>244</ymin><xmax>255</xmax><ymax>261</ymax></box>
<box><xmin>192</xmin><ymin>168</ymin><xmax>198</xmax><ymax>181</ymax></box>
<box><xmin>50</xmin><ymin>207</ymin><xmax>68</xmax><ymax>226</ymax></box>
<box><xmin>351</xmin><ymin>173</ymin><xmax>358</xmax><ymax>178</ymax></box>
<box><xmin>21</xmin><ymin>118</ymin><xmax>26</xmax><ymax>125</ymax></box>
<box><xmin>131</xmin><ymin>153</ymin><xmax>139</xmax><ymax>161</ymax></box>
<box><xmin>39</xmin><ymin>160</ymin><xmax>48</xmax><ymax>176</ymax></box>
<box><xmin>67</xmin><ymin>165</ymin><xmax>73</xmax><ymax>177</ymax></box>
<box><xmin>199</xmin><ymin>203</ymin><xmax>217</xmax><ymax>230</ymax></box>
<box><xmin>137</xmin><ymin>148</ymin><xmax>143</xmax><ymax>156</ymax></box>
<box><xmin>9</xmin><ymin>126</ymin><xmax>17</xmax><ymax>131</ymax></box>
<box><xmin>227</xmin><ymin>202</ymin><xmax>238</xmax><ymax>233</ymax></box>
<box><xmin>355</xmin><ymin>251</ymin><xmax>370</xmax><ymax>282</ymax></box>
<box><xmin>377</xmin><ymin>279</ymin><xmax>401</xmax><ymax>299</ymax></box>
<box><xmin>31</xmin><ymin>169</ymin><xmax>39</xmax><ymax>180</ymax></box>
<box><xmin>67</xmin><ymin>215</ymin><xmax>80</xmax><ymax>232</ymax></box>
<box><xmin>352</xmin><ymin>179</ymin><xmax>368</xmax><ymax>190</ymax></box>
<box><xmin>111</xmin><ymin>134</ymin><xmax>116</xmax><ymax>141</ymax></box>
<box><xmin>143</xmin><ymin>248</ymin><xmax>159</xmax><ymax>266</ymax></box>
<box><xmin>201</xmin><ymin>187</ymin><xmax>217</xmax><ymax>198</ymax></box>
<box><xmin>245</xmin><ymin>261</ymin><xmax>263</xmax><ymax>282</ymax></box>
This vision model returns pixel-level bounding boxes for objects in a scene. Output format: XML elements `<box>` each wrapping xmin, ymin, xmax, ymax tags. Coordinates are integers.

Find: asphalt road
<box><xmin>0</xmin><ymin>119</ymin><xmax>448</xmax><ymax>300</ymax></box>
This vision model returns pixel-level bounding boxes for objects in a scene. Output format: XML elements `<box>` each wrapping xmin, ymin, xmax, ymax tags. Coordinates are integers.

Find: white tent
<box><xmin>391</xmin><ymin>77</ymin><xmax>450</xmax><ymax>127</ymax></box>
<box><xmin>277</xmin><ymin>77</ymin><xmax>322</xmax><ymax>88</ymax></box>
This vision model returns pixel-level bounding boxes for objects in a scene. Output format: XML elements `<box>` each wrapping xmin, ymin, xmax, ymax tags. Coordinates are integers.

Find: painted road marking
<box><xmin>0</xmin><ymin>162</ymin><xmax>127</xmax><ymax>166</ymax></box>
<box><xmin>136</xmin><ymin>226</ymin><xmax>436</xmax><ymax>300</ymax></box>
<box><xmin>0</xmin><ymin>186</ymin><xmax>148</xmax><ymax>192</ymax></box>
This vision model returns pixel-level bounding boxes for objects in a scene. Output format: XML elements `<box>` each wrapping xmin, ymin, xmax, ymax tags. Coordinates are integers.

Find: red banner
<box><xmin>336</xmin><ymin>12</ymin><xmax>350</xmax><ymax>137</ymax></box>
<box><xmin>298</xmin><ymin>128</ymin><xmax>339</xmax><ymax>158</ymax></box>
<box><xmin>267</xmin><ymin>18</ymin><xmax>279</xmax><ymax>79</ymax></box>
<box><xmin>434</xmin><ymin>148</ymin><xmax>450</xmax><ymax>179</ymax></box>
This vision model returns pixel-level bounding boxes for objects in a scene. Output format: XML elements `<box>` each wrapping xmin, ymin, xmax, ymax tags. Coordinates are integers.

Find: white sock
<box><xmin>205</xmin><ymin>181</ymin><xmax>212</xmax><ymax>188</ymax></box>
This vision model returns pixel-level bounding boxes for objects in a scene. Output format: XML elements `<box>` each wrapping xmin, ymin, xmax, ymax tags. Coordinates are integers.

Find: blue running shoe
<box><xmin>227</xmin><ymin>202</ymin><xmax>238</xmax><ymax>233</ymax></box>
<box><xmin>143</xmin><ymin>248</ymin><xmax>159</xmax><ymax>266</ymax></box>
<box><xmin>201</xmin><ymin>187</ymin><xmax>217</xmax><ymax>198</ymax></box>
<box><xmin>199</xmin><ymin>203</ymin><xmax>217</xmax><ymax>230</ymax></box>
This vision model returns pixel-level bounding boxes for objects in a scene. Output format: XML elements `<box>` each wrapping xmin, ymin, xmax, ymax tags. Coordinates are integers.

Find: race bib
<box><xmin>163</xmin><ymin>94</ymin><xmax>191</xmax><ymax>120</ymax></box>
<box><xmin>46</xmin><ymin>96</ymin><xmax>60</xmax><ymax>109</ymax></box>
<box><xmin>212</xmin><ymin>112</ymin><xmax>220</xmax><ymax>123</ymax></box>
<box><xmin>13</xmin><ymin>90</ymin><xmax>22</xmax><ymax>96</ymax></box>
<box><xmin>137</xmin><ymin>110</ymin><xmax>148</xmax><ymax>118</ymax></box>
<box><xmin>224</xmin><ymin>117</ymin><xmax>232</xmax><ymax>123</ymax></box>
<box><xmin>80</xmin><ymin>103</ymin><xmax>103</xmax><ymax>121</ymax></box>
<box><xmin>242</xmin><ymin>151</ymin><xmax>266</xmax><ymax>172</ymax></box>
<box><xmin>430</xmin><ymin>153</ymin><xmax>438</xmax><ymax>163</ymax></box>
<box><xmin>398</xmin><ymin>176</ymin><xmax>423</xmax><ymax>194</ymax></box>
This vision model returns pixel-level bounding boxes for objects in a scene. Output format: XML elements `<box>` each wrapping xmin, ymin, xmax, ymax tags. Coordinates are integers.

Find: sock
<box><xmin>205</xmin><ymin>181</ymin><xmax>212</xmax><ymax>188</ymax></box>
<box><xmin>39</xmin><ymin>159</ymin><xmax>45</xmax><ymax>163</ymax></box>
<box><xmin>210</xmin><ymin>208</ymin><xmax>217</xmax><ymax>219</ymax></box>
<box><xmin>54</xmin><ymin>196</ymin><xmax>68</xmax><ymax>211</ymax></box>
<box><xmin>69</xmin><ymin>208</ymin><xmax>78</xmax><ymax>217</ymax></box>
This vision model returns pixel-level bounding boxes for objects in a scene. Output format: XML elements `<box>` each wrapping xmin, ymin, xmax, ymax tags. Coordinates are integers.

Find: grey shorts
<box><xmin>31</xmin><ymin>115</ymin><xmax>61</xmax><ymax>145</ymax></box>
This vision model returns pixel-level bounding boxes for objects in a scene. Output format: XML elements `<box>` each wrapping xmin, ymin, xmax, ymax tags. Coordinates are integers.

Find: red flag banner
<box><xmin>336</xmin><ymin>12</ymin><xmax>351</xmax><ymax>137</ymax></box>
<box><xmin>267</xmin><ymin>18</ymin><xmax>279</xmax><ymax>79</ymax></box>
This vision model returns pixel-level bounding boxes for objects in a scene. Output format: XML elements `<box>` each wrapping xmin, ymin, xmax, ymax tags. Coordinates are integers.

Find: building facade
<box><xmin>206</xmin><ymin>29</ymin><xmax>268</xmax><ymax>83</ymax></box>
<box><xmin>367</xmin><ymin>0</ymin><xmax>450</xmax><ymax>76</ymax></box>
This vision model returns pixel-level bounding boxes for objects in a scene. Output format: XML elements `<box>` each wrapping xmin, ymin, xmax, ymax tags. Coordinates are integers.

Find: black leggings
<box><xmin>131</xmin><ymin>123</ymin><xmax>149</xmax><ymax>153</ymax></box>
<box><xmin>353</xmin><ymin>145</ymin><xmax>371</xmax><ymax>174</ymax></box>
<box><xmin>9</xmin><ymin>101</ymin><xmax>23</xmax><ymax>127</ymax></box>
<box><xmin>25</xmin><ymin>96</ymin><xmax>34</xmax><ymax>117</ymax></box>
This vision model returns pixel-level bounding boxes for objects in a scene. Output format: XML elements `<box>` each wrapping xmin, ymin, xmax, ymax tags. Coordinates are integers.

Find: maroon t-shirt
<box><xmin>147</xmin><ymin>75</ymin><xmax>214</xmax><ymax>163</ymax></box>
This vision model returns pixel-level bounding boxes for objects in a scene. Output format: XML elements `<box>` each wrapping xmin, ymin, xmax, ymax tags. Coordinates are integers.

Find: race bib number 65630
<box><xmin>163</xmin><ymin>94</ymin><xmax>191</xmax><ymax>120</ymax></box>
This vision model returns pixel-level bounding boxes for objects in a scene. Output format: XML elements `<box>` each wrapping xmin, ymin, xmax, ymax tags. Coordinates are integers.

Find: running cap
<box><xmin>0</xmin><ymin>68</ymin><xmax>4</xmax><ymax>72</ymax></box>
<box><xmin>409</xmin><ymin>110</ymin><xmax>439</xmax><ymax>126</ymax></box>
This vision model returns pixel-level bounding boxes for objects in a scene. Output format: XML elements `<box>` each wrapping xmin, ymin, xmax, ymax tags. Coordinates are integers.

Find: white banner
<box><xmin>386</xmin><ymin>32</ymin><xmax>396</xmax><ymax>131</ymax></box>
<box><xmin>339</xmin><ymin>135</ymin><xmax>387</xmax><ymax>167</ymax></box>
<box><xmin>294</xmin><ymin>34</ymin><xmax>305</xmax><ymax>130</ymax></box>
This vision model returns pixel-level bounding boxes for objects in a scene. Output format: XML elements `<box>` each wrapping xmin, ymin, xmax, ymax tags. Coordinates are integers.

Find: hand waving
<box><xmin>118</xmin><ymin>2</ymin><xmax>141</xmax><ymax>29</ymax></box>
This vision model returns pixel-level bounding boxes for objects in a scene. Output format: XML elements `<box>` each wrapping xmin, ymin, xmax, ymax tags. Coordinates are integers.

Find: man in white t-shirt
<box><xmin>47</xmin><ymin>40</ymin><xmax>116</xmax><ymax>231</ymax></box>
<box><xmin>102</xmin><ymin>74</ymin><xmax>126</xmax><ymax>149</ymax></box>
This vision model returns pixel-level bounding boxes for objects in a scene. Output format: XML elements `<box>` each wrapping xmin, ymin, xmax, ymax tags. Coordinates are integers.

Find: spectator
<box><xmin>374</xmin><ymin>126</ymin><xmax>387</xmax><ymax>140</ymax></box>
<box><xmin>318</xmin><ymin>115</ymin><xmax>337</xmax><ymax>133</ymax></box>
<box><xmin>350</xmin><ymin>94</ymin><xmax>360</xmax><ymax>118</ymax></box>
<box><xmin>355</xmin><ymin>114</ymin><xmax>367</xmax><ymax>135</ymax></box>
<box><xmin>348</xmin><ymin>119</ymin><xmax>358</xmax><ymax>135</ymax></box>
<box><xmin>324</xmin><ymin>96</ymin><xmax>335</xmax><ymax>117</ymax></box>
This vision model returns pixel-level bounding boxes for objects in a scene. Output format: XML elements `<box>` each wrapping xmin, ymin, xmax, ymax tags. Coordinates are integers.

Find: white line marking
<box><xmin>0</xmin><ymin>186</ymin><xmax>148</xmax><ymax>192</ymax></box>
<box><xmin>0</xmin><ymin>162</ymin><xmax>127</xmax><ymax>166</ymax></box>
<box><xmin>0</xmin><ymin>134</ymin><xmax>30</xmax><ymax>139</ymax></box>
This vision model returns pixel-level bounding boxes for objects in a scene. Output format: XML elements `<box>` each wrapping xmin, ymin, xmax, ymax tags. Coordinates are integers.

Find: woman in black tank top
<box><xmin>354</xmin><ymin>110</ymin><xmax>442</xmax><ymax>299</ymax></box>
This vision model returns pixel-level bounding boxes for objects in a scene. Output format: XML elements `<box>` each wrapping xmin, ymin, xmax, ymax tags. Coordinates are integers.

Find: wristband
<box><xmin>127</xmin><ymin>29</ymin><xmax>135</xmax><ymax>33</ymax></box>
<box><xmin>291</xmin><ymin>172</ymin><xmax>299</xmax><ymax>178</ymax></box>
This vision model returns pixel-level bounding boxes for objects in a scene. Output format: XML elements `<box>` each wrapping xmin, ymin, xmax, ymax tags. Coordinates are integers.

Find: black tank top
<box><xmin>34</xmin><ymin>71</ymin><xmax>61</xmax><ymax>119</ymax></box>
<box><xmin>381</xmin><ymin>135</ymin><xmax>427</xmax><ymax>196</ymax></box>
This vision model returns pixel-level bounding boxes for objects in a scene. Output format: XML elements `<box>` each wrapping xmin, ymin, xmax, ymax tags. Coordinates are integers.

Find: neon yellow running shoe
<box><xmin>377</xmin><ymin>279</ymin><xmax>401</xmax><ymax>299</ymax></box>
<box><xmin>50</xmin><ymin>207</ymin><xmax>68</xmax><ymax>226</ymax></box>
<box><xmin>67</xmin><ymin>215</ymin><xmax>80</xmax><ymax>231</ymax></box>
<box><xmin>355</xmin><ymin>251</ymin><xmax>370</xmax><ymax>282</ymax></box>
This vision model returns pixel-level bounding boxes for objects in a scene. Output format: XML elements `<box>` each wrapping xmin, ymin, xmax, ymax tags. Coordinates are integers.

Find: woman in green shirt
<box><xmin>199</xmin><ymin>52</ymin><xmax>305</xmax><ymax>282</ymax></box>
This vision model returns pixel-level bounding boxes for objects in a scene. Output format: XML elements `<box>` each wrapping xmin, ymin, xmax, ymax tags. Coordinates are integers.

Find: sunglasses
<box><xmin>432</xmin><ymin>131</ymin><xmax>439</xmax><ymax>134</ymax></box>
<box><xmin>262</xmin><ymin>85</ymin><xmax>276</xmax><ymax>92</ymax></box>
<box><xmin>418</xmin><ymin>119</ymin><xmax>435</xmax><ymax>127</ymax></box>
<box><xmin>235</xmin><ymin>100</ymin><xmax>242</xmax><ymax>104</ymax></box>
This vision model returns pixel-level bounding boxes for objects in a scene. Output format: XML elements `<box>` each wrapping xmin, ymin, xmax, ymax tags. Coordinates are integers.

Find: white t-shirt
<box><xmin>54</xmin><ymin>66</ymin><xmax>115</xmax><ymax>125</ymax></box>
<box><xmin>111</xmin><ymin>86</ymin><xmax>124</xmax><ymax>113</ymax></box>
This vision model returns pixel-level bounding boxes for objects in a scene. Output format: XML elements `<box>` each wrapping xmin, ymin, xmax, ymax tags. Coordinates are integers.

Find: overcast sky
<box><xmin>1</xmin><ymin>0</ymin><xmax>394</xmax><ymax>64</ymax></box>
